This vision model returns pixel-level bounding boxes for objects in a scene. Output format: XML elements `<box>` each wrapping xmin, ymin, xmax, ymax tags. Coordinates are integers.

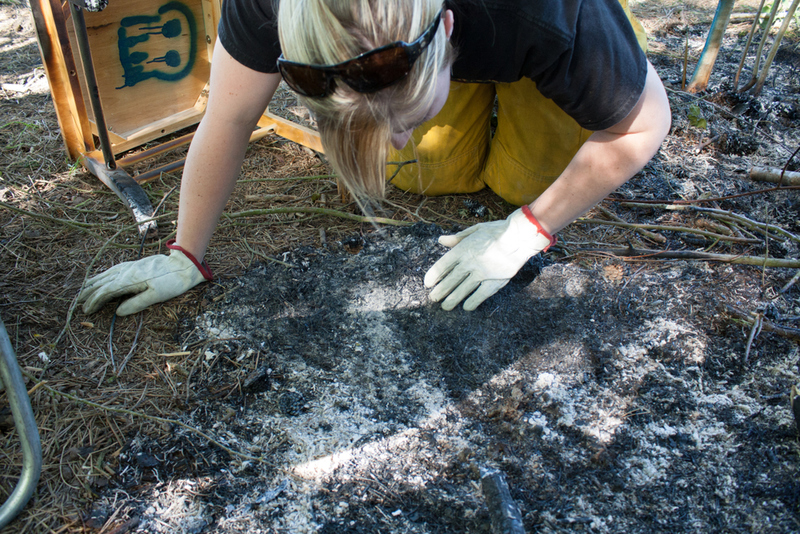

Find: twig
<box><xmin>117</xmin><ymin>315</ymin><xmax>144</xmax><ymax>376</ymax></box>
<box><xmin>695</xmin><ymin>134</ymin><xmax>721</xmax><ymax>153</ymax></box>
<box><xmin>595</xmin><ymin>204</ymin><xmax>666</xmax><ymax>243</ymax></box>
<box><xmin>708</xmin><ymin>212</ymin><xmax>787</xmax><ymax>242</ymax></box>
<box><xmin>724</xmin><ymin>304</ymin><xmax>800</xmax><ymax>343</ymax></box>
<box><xmin>242</xmin><ymin>237</ymin><xmax>297</xmax><ymax>268</ymax></box>
<box><xmin>618</xmin><ymin>202</ymin><xmax>800</xmax><ymax>243</ymax></box>
<box><xmin>780</xmin><ymin>270</ymin><xmax>800</xmax><ymax>294</ymax></box>
<box><xmin>224</xmin><ymin>206</ymin><xmax>412</xmax><ymax>226</ymax></box>
<box><xmin>579</xmin><ymin>246</ymin><xmax>800</xmax><ymax>268</ymax></box>
<box><xmin>744</xmin><ymin>313</ymin><xmax>764</xmax><ymax>363</ymax></box>
<box><xmin>108</xmin><ymin>315</ymin><xmax>119</xmax><ymax>375</ymax></box>
<box><xmin>574</xmin><ymin>218</ymin><xmax>760</xmax><ymax>244</ymax></box>
<box><xmin>0</xmin><ymin>200</ymin><xmax>104</xmax><ymax>231</ymax></box>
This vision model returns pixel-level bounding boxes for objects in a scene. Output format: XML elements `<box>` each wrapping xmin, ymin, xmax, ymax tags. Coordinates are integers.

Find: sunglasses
<box><xmin>277</xmin><ymin>8</ymin><xmax>443</xmax><ymax>97</ymax></box>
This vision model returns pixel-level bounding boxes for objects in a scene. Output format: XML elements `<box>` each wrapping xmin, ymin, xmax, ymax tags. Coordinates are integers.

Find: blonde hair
<box><xmin>277</xmin><ymin>0</ymin><xmax>452</xmax><ymax>208</ymax></box>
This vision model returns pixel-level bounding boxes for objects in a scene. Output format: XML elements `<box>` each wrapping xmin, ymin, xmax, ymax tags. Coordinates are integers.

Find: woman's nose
<box><xmin>391</xmin><ymin>130</ymin><xmax>414</xmax><ymax>150</ymax></box>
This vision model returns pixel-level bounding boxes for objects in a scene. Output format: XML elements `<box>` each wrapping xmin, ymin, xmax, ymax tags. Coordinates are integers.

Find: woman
<box><xmin>78</xmin><ymin>0</ymin><xmax>670</xmax><ymax>315</ymax></box>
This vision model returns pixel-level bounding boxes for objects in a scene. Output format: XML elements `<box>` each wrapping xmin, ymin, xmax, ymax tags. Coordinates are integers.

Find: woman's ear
<box><xmin>444</xmin><ymin>9</ymin><xmax>454</xmax><ymax>40</ymax></box>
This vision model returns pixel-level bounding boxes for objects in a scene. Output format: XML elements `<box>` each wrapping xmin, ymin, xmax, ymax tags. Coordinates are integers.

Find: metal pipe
<box><xmin>69</xmin><ymin>2</ymin><xmax>116</xmax><ymax>169</ymax></box>
<box><xmin>0</xmin><ymin>317</ymin><xmax>42</xmax><ymax>530</ymax></box>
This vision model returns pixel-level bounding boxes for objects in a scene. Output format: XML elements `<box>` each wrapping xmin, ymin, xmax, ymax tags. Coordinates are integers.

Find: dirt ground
<box><xmin>1</xmin><ymin>0</ymin><xmax>799</xmax><ymax>533</ymax></box>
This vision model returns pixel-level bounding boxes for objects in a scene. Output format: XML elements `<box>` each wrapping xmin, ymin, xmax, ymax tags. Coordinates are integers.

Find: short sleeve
<box><xmin>533</xmin><ymin>0</ymin><xmax>647</xmax><ymax>131</ymax></box>
<box><xmin>218</xmin><ymin>0</ymin><xmax>282</xmax><ymax>73</ymax></box>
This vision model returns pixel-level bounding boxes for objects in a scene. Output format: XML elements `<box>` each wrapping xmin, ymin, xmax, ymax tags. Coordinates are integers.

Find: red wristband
<box><xmin>521</xmin><ymin>205</ymin><xmax>557</xmax><ymax>251</ymax></box>
<box><xmin>166</xmin><ymin>239</ymin><xmax>214</xmax><ymax>281</ymax></box>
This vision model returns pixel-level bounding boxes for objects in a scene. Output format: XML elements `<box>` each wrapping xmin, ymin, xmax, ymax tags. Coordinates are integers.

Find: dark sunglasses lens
<box><xmin>340</xmin><ymin>46</ymin><xmax>411</xmax><ymax>92</ymax></box>
<box><xmin>279</xmin><ymin>62</ymin><xmax>330</xmax><ymax>97</ymax></box>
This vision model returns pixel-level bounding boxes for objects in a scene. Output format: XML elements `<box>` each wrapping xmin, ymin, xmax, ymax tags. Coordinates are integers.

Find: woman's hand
<box><xmin>424</xmin><ymin>207</ymin><xmax>555</xmax><ymax>311</ymax></box>
<box><xmin>78</xmin><ymin>245</ymin><xmax>212</xmax><ymax>316</ymax></box>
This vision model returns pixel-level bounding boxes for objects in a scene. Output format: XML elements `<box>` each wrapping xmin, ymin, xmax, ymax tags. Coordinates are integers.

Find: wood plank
<box><xmin>67</xmin><ymin>0</ymin><xmax>213</xmax><ymax>140</ymax></box>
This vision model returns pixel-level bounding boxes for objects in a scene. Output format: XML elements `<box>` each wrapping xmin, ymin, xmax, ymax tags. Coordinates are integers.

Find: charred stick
<box><xmin>724</xmin><ymin>304</ymin><xmax>800</xmax><ymax>343</ymax></box>
<box><xmin>480</xmin><ymin>467</ymin><xmax>526</xmax><ymax>534</ymax></box>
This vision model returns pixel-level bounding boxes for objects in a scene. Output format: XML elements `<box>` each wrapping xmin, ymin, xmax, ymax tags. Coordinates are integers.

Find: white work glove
<box><xmin>424</xmin><ymin>206</ymin><xmax>556</xmax><ymax>311</ymax></box>
<box><xmin>78</xmin><ymin>240</ymin><xmax>213</xmax><ymax>316</ymax></box>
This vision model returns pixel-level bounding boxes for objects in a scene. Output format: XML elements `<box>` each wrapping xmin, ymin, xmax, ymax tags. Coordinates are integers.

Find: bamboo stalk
<box><xmin>686</xmin><ymin>0</ymin><xmax>736</xmax><ymax>93</ymax></box>
<box><xmin>752</xmin><ymin>0</ymin><xmax>800</xmax><ymax>95</ymax></box>
<box><xmin>735</xmin><ymin>0</ymin><xmax>770</xmax><ymax>90</ymax></box>
<box><xmin>740</xmin><ymin>0</ymin><xmax>784</xmax><ymax>92</ymax></box>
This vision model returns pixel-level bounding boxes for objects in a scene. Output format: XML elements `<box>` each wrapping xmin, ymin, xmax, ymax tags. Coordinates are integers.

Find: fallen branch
<box><xmin>0</xmin><ymin>200</ymin><xmax>105</xmax><ymax>231</ymax></box>
<box><xmin>574</xmin><ymin>218</ymin><xmax>760</xmax><ymax>244</ymax></box>
<box><xmin>223</xmin><ymin>206</ymin><xmax>413</xmax><ymax>227</ymax></box>
<box><xmin>749</xmin><ymin>166</ymin><xmax>800</xmax><ymax>186</ymax></box>
<box><xmin>578</xmin><ymin>246</ymin><xmax>800</xmax><ymax>268</ymax></box>
<box><xmin>618</xmin><ymin>203</ymin><xmax>800</xmax><ymax>243</ymax></box>
<box><xmin>723</xmin><ymin>304</ymin><xmax>800</xmax><ymax>343</ymax></box>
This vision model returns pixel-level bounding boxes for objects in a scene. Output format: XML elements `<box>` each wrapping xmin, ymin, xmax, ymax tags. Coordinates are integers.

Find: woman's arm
<box><xmin>529</xmin><ymin>60</ymin><xmax>671</xmax><ymax>233</ymax></box>
<box><xmin>78</xmin><ymin>41</ymin><xmax>281</xmax><ymax>316</ymax></box>
<box><xmin>424</xmin><ymin>60</ymin><xmax>671</xmax><ymax>311</ymax></box>
<box><xmin>175</xmin><ymin>39</ymin><xmax>282</xmax><ymax>261</ymax></box>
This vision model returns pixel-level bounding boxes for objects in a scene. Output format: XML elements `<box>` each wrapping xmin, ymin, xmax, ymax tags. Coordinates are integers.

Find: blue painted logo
<box><xmin>117</xmin><ymin>1</ymin><xmax>197</xmax><ymax>89</ymax></box>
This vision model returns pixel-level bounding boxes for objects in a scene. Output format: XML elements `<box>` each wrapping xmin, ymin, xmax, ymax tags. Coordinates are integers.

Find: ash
<box><xmin>102</xmin><ymin>225</ymin><xmax>799</xmax><ymax>533</ymax></box>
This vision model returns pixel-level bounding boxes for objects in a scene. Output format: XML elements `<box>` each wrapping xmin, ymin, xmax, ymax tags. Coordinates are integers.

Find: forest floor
<box><xmin>1</xmin><ymin>0</ymin><xmax>799</xmax><ymax>532</ymax></box>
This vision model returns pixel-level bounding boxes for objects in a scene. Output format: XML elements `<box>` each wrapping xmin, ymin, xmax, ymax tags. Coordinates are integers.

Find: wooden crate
<box><xmin>69</xmin><ymin>0</ymin><xmax>217</xmax><ymax>151</ymax></box>
<box><xmin>30</xmin><ymin>0</ymin><xmax>321</xmax><ymax>236</ymax></box>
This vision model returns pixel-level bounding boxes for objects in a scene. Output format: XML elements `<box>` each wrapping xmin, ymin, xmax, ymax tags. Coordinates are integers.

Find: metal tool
<box><xmin>0</xmin><ymin>318</ymin><xmax>42</xmax><ymax>530</ymax></box>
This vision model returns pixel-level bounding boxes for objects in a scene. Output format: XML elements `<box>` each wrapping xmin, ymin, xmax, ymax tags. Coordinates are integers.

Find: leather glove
<box><xmin>424</xmin><ymin>206</ymin><xmax>556</xmax><ymax>311</ymax></box>
<box><xmin>78</xmin><ymin>240</ymin><xmax>213</xmax><ymax>316</ymax></box>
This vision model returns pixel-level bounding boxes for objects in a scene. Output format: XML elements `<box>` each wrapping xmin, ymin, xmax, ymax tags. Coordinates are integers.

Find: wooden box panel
<box><xmin>67</xmin><ymin>0</ymin><xmax>219</xmax><ymax>150</ymax></box>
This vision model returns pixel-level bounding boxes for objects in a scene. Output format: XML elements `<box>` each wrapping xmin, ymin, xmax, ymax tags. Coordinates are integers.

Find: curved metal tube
<box><xmin>0</xmin><ymin>317</ymin><xmax>42</xmax><ymax>530</ymax></box>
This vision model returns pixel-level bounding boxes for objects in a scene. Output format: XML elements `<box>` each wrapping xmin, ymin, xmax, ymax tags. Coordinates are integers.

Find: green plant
<box><xmin>688</xmin><ymin>104</ymin><xmax>708</xmax><ymax>129</ymax></box>
<box><xmin>760</xmin><ymin>0</ymin><xmax>800</xmax><ymax>30</ymax></box>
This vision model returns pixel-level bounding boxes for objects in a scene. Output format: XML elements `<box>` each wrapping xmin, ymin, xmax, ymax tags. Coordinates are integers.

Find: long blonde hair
<box><xmin>277</xmin><ymin>0</ymin><xmax>452</xmax><ymax>209</ymax></box>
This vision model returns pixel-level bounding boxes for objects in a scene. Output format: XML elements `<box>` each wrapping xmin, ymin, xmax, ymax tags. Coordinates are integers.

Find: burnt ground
<box><xmin>1</xmin><ymin>0</ymin><xmax>800</xmax><ymax>533</ymax></box>
<box><xmin>101</xmin><ymin>225</ymin><xmax>800</xmax><ymax>533</ymax></box>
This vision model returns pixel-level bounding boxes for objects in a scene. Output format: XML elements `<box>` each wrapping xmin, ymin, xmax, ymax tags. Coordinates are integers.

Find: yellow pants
<box><xmin>388</xmin><ymin>0</ymin><xmax>647</xmax><ymax>206</ymax></box>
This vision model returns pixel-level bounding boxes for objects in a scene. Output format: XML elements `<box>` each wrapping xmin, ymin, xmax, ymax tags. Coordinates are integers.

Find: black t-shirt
<box><xmin>218</xmin><ymin>0</ymin><xmax>647</xmax><ymax>131</ymax></box>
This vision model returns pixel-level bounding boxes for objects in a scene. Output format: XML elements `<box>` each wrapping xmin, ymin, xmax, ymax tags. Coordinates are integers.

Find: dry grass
<box><xmin>1</xmin><ymin>1</ymin><xmax>800</xmax><ymax>533</ymax></box>
<box><xmin>0</xmin><ymin>7</ymin><xmax>512</xmax><ymax>532</ymax></box>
